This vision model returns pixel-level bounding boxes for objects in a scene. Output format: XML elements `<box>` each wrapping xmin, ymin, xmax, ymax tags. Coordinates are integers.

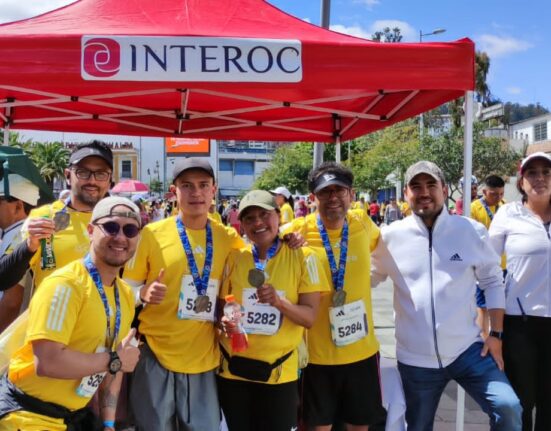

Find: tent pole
<box><xmin>335</xmin><ymin>139</ymin><xmax>341</xmax><ymax>163</ymax></box>
<box><xmin>455</xmin><ymin>89</ymin><xmax>473</xmax><ymax>431</ymax></box>
<box><xmin>2</xmin><ymin>104</ymin><xmax>11</xmax><ymax>146</ymax></box>
<box><xmin>313</xmin><ymin>0</ymin><xmax>331</xmax><ymax>169</ymax></box>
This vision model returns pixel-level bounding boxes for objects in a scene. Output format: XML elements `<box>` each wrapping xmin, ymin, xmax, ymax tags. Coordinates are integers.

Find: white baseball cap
<box><xmin>520</xmin><ymin>152</ymin><xmax>551</xmax><ymax>174</ymax></box>
<box><xmin>270</xmin><ymin>186</ymin><xmax>291</xmax><ymax>199</ymax></box>
<box><xmin>0</xmin><ymin>174</ymin><xmax>40</xmax><ymax>205</ymax></box>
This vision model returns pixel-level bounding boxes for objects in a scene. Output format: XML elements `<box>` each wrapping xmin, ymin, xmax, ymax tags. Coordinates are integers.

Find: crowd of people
<box><xmin>0</xmin><ymin>139</ymin><xmax>548</xmax><ymax>431</ymax></box>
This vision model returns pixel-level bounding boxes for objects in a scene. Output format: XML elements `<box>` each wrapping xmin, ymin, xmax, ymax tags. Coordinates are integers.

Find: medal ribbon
<box><xmin>317</xmin><ymin>214</ymin><xmax>348</xmax><ymax>292</ymax></box>
<box><xmin>252</xmin><ymin>238</ymin><xmax>280</xmax><ymax>272</ymax></box>
<box><xmin>83</xmin><ymin>254</ymin><xmax>120</xmax><ymax>350</ymax></box>
<box><xmin>480</xmin><ymin>198</ymin><xmax>498</xmax><ymax>221</ymax></box>
<box><xmin>176</xmin><ymin>217</ymin><xmax>213</xmax><ymax>296</ymax></box>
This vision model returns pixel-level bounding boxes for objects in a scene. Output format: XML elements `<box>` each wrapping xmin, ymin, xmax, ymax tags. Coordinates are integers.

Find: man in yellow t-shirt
<box><xmin>24</xmin><ymin>141</ymin><xmax>114</xmax><ymax>289</ymax></box>
<box><xmin>218</xmin><ymin>190</ymin><xmax>328</xmax><ymax>431</ymax></box>
<box><xmin>270</xmin><ymin>186</ymin><xmax>294</xmax><ymax>225</ymax></box>
<box><xmin>470</xmin><ymin>175</ymin><xmax>506</xmax><ymax>337</ymax></box>
<box><xmin>0</xmin><ymin>197</ymin><xmax>141</xmax><ymax>431</ymax></box>
<box><xmin>124</xmin><ymin>158</ymin><xmax>244</xmax><ymax>431</ymax></box>
<box><xmin>286</xmin><ymin>162</ymin><xmax>385</xmax><ymax>430</ymax></box>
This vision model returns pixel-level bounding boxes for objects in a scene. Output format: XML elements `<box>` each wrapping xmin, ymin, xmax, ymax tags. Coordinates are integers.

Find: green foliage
<box><xmin>503</xmin><ymin>102</ymin><xmax>549</xmax><ymax>124</ymax></box>
<box><xmin>371</xmin><ymin>27</ymin><xmax>403</xmax><ymax>42</ymax></box>
<box><xmin>254</xmin><ymin>143</ymin><xmax>313</xmax><ymax>194</ymax></box>
<box><xmin>149</xmin><ymin>179</ymin><xmax>163</xmax><ymax>194</ymax></box>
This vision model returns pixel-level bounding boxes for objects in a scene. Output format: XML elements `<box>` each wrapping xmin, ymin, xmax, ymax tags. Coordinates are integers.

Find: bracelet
<box><xmin>103</xmin><ymin>420</ymin><xmax>115</xmax><ymax>428</ymax></box>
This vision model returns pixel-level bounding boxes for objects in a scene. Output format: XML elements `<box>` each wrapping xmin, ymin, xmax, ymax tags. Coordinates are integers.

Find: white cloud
<box><xmin>0</xmin><ymin>1</ymin><xmax>74</xmax><ymax>24</ymax></box>
<box><xmin>330</xmin><ymin>24</ymin><xmax>372</xmax><ymax>39</ymax></box>
<box><xmin>368</xmin><ymin>20</ymin><xmax>417</xmax><ymax>42</ymax></box>
<box><xmin>476</xmin><ymin>34</ymin><xmax>533</xmax><ymax>58</ymax></box>
<box><xmin>353</xmin><ymin>0</ymin><xmax>381</xmax><ymax>9</ymax></box>
<box><xmin>506</xmin><ymin>86</ymin><xmax>522</xmax><ymax>95</ymax></box>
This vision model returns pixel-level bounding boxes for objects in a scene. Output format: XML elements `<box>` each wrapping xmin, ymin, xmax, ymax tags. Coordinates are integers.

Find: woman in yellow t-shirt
<box><xmin>219</xmin><ymin>190</ymin><xmax>327</xmax><ymax>431</ymax></box>
<box><xmin>270</xmin><ymin>186</ymin><xmax>294</xmax><ymax>225</ymax></box>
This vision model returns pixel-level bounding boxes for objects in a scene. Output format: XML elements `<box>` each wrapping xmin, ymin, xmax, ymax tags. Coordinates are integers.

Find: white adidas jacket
<box><xmin>371</xmin><ymin>209</ymin><xmax>505</xmax><ymax>368</ymax></box>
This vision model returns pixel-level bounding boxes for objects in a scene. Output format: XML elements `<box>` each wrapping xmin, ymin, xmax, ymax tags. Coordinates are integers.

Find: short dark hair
<box><xmin>484</xmin><ymin>175</ymin><xmax>505</xmax><ymax>189</ymax></box>
<box><xmin>307</xmin><ymin>162</ymin><xmax>354</xmax><ymax>193</ymax></box>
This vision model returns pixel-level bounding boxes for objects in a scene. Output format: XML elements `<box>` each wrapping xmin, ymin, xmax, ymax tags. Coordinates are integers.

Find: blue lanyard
<box><xmin>252</xmin><ymin>238</ymin><xmax>280</xmax><ymax>271</ymax></box>
<box><xmin>83</xmin><ymin>254</ymin><xmax>120</xmax><ymax>350</ymax></box>
<box><xmin>480</xmin><ymin>198</ymin><xmax>498</xmax><ymax>221</ymax></box>
<box><xmin>176</xmin><ymin>217</ymin><xmax>213</xmax><ymax>296</ymax></box>
<box><xmin>317</xmin><ymin>214</ymin><xmax>348</xmax><ymax>292</ymax></box>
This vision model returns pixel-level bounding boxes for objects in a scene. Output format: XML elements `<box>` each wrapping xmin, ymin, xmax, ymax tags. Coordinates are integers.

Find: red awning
<box><xmin>0</xmin><ymin>0</ymin><xmax>474</xmax><ymax>142</ymax></box>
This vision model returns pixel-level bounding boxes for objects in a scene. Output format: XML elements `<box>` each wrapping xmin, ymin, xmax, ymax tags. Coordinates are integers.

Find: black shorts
<box><xmin>217</xmin><ymin>376</ymin><xmax>298</xmax><ymax>431</ymax></box>
<box><xmin>301</xmin><ymin>354</ymin><xmax>386</xmax><ymax>426</ymax></box>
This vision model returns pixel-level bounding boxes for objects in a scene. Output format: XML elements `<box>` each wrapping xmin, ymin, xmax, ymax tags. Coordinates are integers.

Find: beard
<box><xmin>74</xmin><ymin>187</ymin><xmax>105</xmax><ymax>208</ymax></box>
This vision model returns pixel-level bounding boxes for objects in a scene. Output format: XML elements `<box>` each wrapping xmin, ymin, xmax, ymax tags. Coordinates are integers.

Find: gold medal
<box><xmin>53</xmin><ymin>212</ymin><xmax>70</xmax><ymax>232</ymax></box>
<box><xmin>194</xmin><ymin>295</ymin><xmax>210</xmax><ymax>313</ymax></box>
<box><xmin>248</xmin><ymin>268</ymin><xmax>266</xmax><ymax>288</ymax></box>
<box><xmin>332</xmin><ymin>290</ymin><xmax>346</xmax><ymax>307</ymax></box>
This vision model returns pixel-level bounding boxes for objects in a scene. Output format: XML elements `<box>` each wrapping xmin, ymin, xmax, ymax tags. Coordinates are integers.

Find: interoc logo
<box><xmin>82</xmin><ymin>38</ymin><xmax>120</xmax><ymax>78</ymax></box>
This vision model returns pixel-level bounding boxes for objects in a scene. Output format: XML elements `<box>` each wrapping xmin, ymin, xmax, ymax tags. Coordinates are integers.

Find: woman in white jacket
<box><xmin>489</xmin><ymin>152</ymin><xmax>551</xmax><ymax>431</ymax></box>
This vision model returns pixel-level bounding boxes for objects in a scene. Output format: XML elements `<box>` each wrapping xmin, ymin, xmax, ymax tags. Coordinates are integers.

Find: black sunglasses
<box><xmin>95</xmin><ymin>221</ymin><xmax>140</xmax><ymax>238</ymax></box>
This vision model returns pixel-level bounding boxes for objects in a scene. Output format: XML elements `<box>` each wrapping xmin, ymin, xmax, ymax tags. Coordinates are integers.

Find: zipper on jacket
<box><xmin>428</xmin><ymin>227</ymin><xmax>443</xmax><ymax>368</ymax></box>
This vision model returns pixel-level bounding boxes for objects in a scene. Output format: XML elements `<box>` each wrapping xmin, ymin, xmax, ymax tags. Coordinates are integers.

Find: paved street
<box><xmin>372</xmin><ymin>279</ymin><xmax>490</xmax><ymax>430</ymax></box>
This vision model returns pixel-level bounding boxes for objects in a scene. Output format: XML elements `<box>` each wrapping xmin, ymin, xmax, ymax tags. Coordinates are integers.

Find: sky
<box><xmin>0</xmin><ymin>0</ymin><xmax>549</xmax><ymax>109</ymax></box>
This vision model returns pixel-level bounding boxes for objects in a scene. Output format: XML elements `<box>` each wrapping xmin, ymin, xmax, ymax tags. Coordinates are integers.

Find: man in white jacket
<box><xmin>371</xmin><ymin>161</ymin><xmax>521</xmax><ymax>431</ymax></box>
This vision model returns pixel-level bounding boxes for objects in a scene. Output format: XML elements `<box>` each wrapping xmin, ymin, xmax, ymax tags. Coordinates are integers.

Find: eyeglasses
<box><xmin>315</xmin><ymin>186</ymin><xmax>350</xmax><ymax>200</ymax></box>
<box><xmin>94</xmin><ymin>221</ymin><xmax>140</xmax><ymax>238</ymax></box>
<box><xmin>72</xmin><ymin>168</ymin><xmax>111</xmax><ymax>181</ymax></box>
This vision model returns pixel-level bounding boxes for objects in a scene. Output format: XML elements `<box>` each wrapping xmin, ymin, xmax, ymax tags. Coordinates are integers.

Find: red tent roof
<box><xmin>0</xmin><ymin>0</ymin><xmax>474</xmax><ymax>142</ymax></box>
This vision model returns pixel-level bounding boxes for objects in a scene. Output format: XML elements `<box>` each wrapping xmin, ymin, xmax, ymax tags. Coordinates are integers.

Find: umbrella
<box><xmin>111</xmin><ymin>180</ymin><xmax>149</xmax><ymax>194</ymax></box>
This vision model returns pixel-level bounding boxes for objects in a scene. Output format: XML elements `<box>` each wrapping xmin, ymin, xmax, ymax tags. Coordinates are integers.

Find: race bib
<box><xmin>329</xmin><ymin>299</ymin><xmax>368</xmax><ymax>347</ymax></box>
<box><xmin>242</xmin><ymin>288</ymin><xmax>284</xmax><ymax>335</ymax></box>
<box><xmin>76</xmin><ymin>346</ymin><xmax>107</xmax><ymax>398</ymax></box>
<box><xmin>177</xmin><ymin>275</ymin><xmax>219</xmax><ymax>322</ymax></box>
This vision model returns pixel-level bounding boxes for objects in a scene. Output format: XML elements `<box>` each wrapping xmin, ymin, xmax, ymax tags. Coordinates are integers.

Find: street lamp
<box><xmin>419</xmin><ymin>28</ymin><xmax>446</xmax><ymax>141</ymax></box>
<box><xmin>419</xmin><ymin>28</ymin><xmax>446</xmax><ymax>42</ymax></box>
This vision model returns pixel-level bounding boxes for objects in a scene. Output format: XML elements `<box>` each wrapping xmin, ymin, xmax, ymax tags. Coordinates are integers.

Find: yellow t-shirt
<box><xmin>26</xmin><ymin>200</ymin><xmax>92</xmax><ymax>289</ymax></box>
<box><xmin>6</xmin><ymin>260</ymin><xmax>134</xmax><ymax>417</ymax></box>
<box><xmin>286</xmin><ymin>209</ymin><xmax>380</xmax><ymax>365</ymax></box>
<box><xmin>470</xmin><ymin>199</ymin><xmax>507</xmax><ymax>269</ymax></box>
<box><xmin>124</xmin><ymin>216</ymin><xmax>244</xmax><ymax>373</ymax></box>
<box><xmin>400</xmin><ymin>201</ymin><xmax>412</xmax><ymax>217</ymax></box>
<box><xmin>280</xmin><ymin>203</ymin><xmax>295</xmax><ymax>224</ymax></box>
<box><xmin>219</xmin><ymin>244</ymin><xmax>328</xmax><ymax>384</ymax></box>
<box><xmin>208</xmin><ymin>211</ymin><xmax>223</xmax><ymax>224</ymax></box>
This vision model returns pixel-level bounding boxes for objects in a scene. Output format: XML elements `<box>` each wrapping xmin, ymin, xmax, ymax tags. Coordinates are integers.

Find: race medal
<box><xmin>332</xmin><ymin>290</ymin><xmax>347</xmax><ymax>307</ymax></box>
<box><xmin>53</xmin><ymin>212</ymin><xmax>70</xmax><ymax>231</ymax></box>
<box><xmin>248</xmin><ymin>268</ymin><xmax>266</xmax><ymax>288</ymax></box>
<box><xmin>195</xmin><ymin>295</ymin><xmax>210</xmax><ymax>313</ymax></box>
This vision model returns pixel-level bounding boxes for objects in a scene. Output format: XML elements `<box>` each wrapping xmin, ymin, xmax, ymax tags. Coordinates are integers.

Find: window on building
<box><xmin>121</xmin><ymin>160</ymin><xmax>132</xmax><ymax>179</ymax></box>
<box><xmin>235</xmin><ymin>160</ymin><xmax>254</xmax><ymax>175</ymax></box>
<box><xmin>534</xmin><ymin>122</ymin><xmax>548</xmax><ymax>142</ymax></box>
<box><xmin>219</xmin><ymin>160</ymin><xmax>233</xmax><ymax>171</ymax></box>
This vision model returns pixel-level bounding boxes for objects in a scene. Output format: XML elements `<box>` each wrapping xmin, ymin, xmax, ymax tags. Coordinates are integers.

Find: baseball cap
<box><xmin>459</xmin><ymin>175</ymin><xmax>478</xmax><ymax>187</ymax></box>
<box><xmin>311</xmin><ymin>173</ymin><xmax>353</xmax><ymax>194</ymax></box>
<box><xmin>239</xmin><ymin>190</ymin><xmax>278</xmax><ymax>219</ymax></box>
<box><xmin>520</xmin><ymin>152</ymin><xmax>551</xmax><ymax>174</ymax></box>
<box><xmin>69</xmin><ymin>143</ymin><xmax>113</xmax><ymax>169</ymax></box>
<box><xmin>404</xmin><ymin>161</ymin><xmax>446</xmax><ymax>185</ymax></box>
<box><xmin>172</xmin><ymin>157</ymin><xmax>215</xmax><ymax>182</ymax></box>
<box><xmin>0</xmin><ymin>174</ymin><xmax>40</xmax><ymax>205</ymax></box>
<box><xmin>269</xmin><ymin>186</ymin><xmax>291</xmax><ymax>199</ymax></box>
<box><xmin>91</xmin><ymin>196</ymin><xmax>141</xmax><ymax>226</ymax></box>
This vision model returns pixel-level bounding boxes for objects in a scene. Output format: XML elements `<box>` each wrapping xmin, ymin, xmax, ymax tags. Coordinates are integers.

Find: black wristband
<box><xmin>489</xmin><ymin>330</ymin><xmax>503</xmax><ymax>340</ymax></box>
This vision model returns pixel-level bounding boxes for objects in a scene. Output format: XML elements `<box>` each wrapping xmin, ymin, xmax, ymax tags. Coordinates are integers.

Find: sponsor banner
<box><xmin>82</xmin><ymin>36</ymin><xmax>302</xmax><ymax>82</ymax></box>
<box><xmin>165</xmin><ymin>138</ymin><xmax>210</xmax><ymax>156</ymax></box>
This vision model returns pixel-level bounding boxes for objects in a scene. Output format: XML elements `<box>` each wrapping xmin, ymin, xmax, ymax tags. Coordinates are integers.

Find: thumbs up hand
<box><xmin>140</xmin><ymin>269</ymin><xmax>167</xmax><ymax>304</ymax></box>
<box><xmin>116</xmin><ymin>328</ymin><xmax>141</xmax><ymax>372</ymax></box>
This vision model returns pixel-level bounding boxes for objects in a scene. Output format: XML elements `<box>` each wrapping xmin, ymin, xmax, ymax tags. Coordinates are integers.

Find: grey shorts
<box><xmin>130</xmin><ymin>343</ymin><xmax>220</xmax><ymax>431</ymax></box>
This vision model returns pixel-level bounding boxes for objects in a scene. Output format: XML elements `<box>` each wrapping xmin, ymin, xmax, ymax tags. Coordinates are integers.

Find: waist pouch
<box><xmin>0</xmin><ymin>374</ymin><xmax>101</xmax><ymax>431</ymax></box>
<box><xmin>220</xmin><ymin>345</ymin><xmax>292</xmax><ymax>382</ymax></box>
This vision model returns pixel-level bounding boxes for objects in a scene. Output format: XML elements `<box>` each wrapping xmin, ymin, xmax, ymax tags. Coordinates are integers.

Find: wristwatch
<box><xmin>489</xmin><ymin>330</ymin><xmax>503</xmax><ymax>340</ymax></box>
<box><xmin>108</xmin><ymin>351</ymin><xmax>122</xmax><ymax>375</ymax></box>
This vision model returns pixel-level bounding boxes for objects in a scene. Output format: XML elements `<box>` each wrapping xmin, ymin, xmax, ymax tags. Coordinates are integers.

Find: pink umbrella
<box><xmin>111</xmin><ymin>179</ymin><xmax>149</xmax><ymax>193</ymax></box>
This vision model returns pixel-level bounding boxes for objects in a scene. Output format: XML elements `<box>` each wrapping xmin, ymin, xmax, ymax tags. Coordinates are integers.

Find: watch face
<box><xmin>109</xmin><ymin>356</ymin><xmax>122</xmax><ymax>374</ymax></box>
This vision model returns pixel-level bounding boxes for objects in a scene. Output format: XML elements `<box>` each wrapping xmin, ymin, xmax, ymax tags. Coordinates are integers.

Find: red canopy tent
<box><xmin>0</xmin><ymin>0</ymin><xmax>474</xmax><ymax>143</ymax></box>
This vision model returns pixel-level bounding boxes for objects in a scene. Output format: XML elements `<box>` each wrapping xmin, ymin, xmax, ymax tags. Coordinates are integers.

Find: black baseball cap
<box><xmin>312</xmin><ymin>172</ymin><xmax>353</xmax><ymax>193</ymax></box>
<box><xmin>69</xmin><ymin>142</ymin><xmax>113</xmax><ymax>169</ymax></box>
<box><xmin>172</xmin><ymin>157</ymin><xmax>215</xmax><ymax>183</ymax></box>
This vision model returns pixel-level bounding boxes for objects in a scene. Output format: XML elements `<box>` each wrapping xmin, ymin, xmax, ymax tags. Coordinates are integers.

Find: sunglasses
<box><xmin>95</xmin><ymin>221</ymin><xmax>140</xmax><ymax>238</ymax></box>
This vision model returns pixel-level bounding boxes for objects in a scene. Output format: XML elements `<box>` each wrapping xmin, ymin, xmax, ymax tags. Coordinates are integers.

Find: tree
<box><xmin>27</xmin><ymin>142</ymin><xmax>70</xmax><ymax>190</ymax></box>
<box><xmin>503</xmin><ymin>102</ymin><xmax>549</xmax><ymax>124</ymax></box>
<box><xmin>254</xmin><ymin>143</ymin><xmax>313</xmax><ymax>194</ymax></box>
<box><xmin>149</xmin><ymin>179</ymin><xmax>163</xmax><ymax>195</ymax></box>
<box><xmin>371</xmin><ymin>27</ymin><xmax>403</xmax><ymax>43</ymax></box>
